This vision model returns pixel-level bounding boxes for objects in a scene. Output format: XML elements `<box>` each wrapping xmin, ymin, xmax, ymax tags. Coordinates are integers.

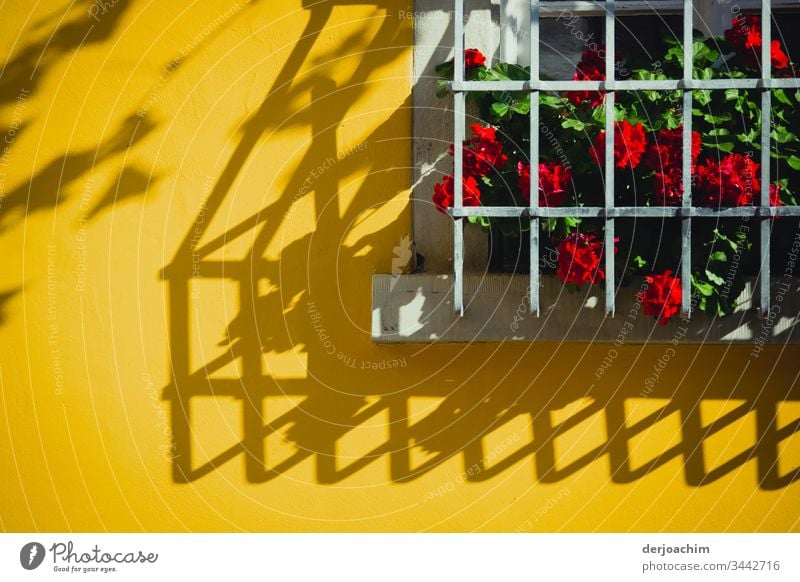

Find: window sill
<box><xmin>371</xmin><ymin>274</ymin><xmax>799</xmax><ymax>344</ymax></box>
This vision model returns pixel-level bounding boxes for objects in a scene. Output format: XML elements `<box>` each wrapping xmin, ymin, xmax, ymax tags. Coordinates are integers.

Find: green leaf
<box><xmin>664</xmin><ymin>45</ymin><xmax>683</xmax><ymax>65</ymax></box>
<box><xmin>737</xmin><ymin>128</ymin><xmax>759</xmax><ymax>144</ymax></box>
<box><xmin>561</xmin><ymin>117</ymin><xmax>585</xmax><ymax>131</ymax></box>
<box><xmin>724</xmin><ymin>88</ymin><xmax>739</xmax><ymax>102</ymax></box>
<box><xmin>692</xmin><ymin>278</ymin><xmax>715</xmax><ymax>297</ymax></box>
<box><xmin>633</xmin><ymin>255</ymin><xmax>647</xmax><ymax>268</ymax></box>
<box><xmin>710</xmin><ymin>251</ymin><xmax>727</xmax><ymax>262</ymax></box>
<box><xmin>771</xmin><ymin>126</ymin><xmax>797</xmax><ymax>144</ymax></box>
<box><xmin>705</xmin><ymin>270</ymin><xmax>725</xmax><ymax>285</ymax></box>
<box><xmin>540</xmin><ymin>94</ymin><xmax>566</xmax><ymax>109</ymax></box>
<box><xmin>703</xmin><ymin>112</ymin><xmax>732</xmax><ymax>124</ymax></box>
<box><xmin>509</xmin><ymin>95</ymin><xmax>530</xmax><ymax>114</ymax></box>
<box><xmin>696</xmin><ymin>91</ymin><xmax>712</xmax><ymax>106</ymax></box>
<box><xmin>592</xmin><ymin>104</ymin><xmax>606</xmax><ymax>123</ymax></box>
<box><xmin>484</xmin><ymin>64</ymin><xmax>510</xmax><ymax>82</ymax></box>
<box><xmin>467</xmin><ymin>215</ymin><xmax>490</xmax><ymax>228</ymax></box>
<box><xmin>712</xmin><ymin>228</ymin><xmax>739</xmax><ymax>251</ymax></box>
<box><xmin>787</xmin><ymin>155</ymin><xmax>800</xmax><ymax>171</ymax></box>
<box><xmin>704</xmin><ymin>140</ymin><xmax>735</xmax><ymax>153</ymax></box>
<box><xmin>564</xmin><ymin>216</ymin><xmax>580</xmax><ymax>228</ymax></box>
<box><xmin>697</xmin><ymin>67</ymin><xmax>714</xmax><ymax>80</ymax></box>
<box><xmin>664</xmin><ymin>113</ymin><xmax>681</xmax><ymax>130</ymax></box>
<box><xmin>436</xmin><ymin>79</ymin><xmax>450</xmax><ymax>98</ymax></box>
<box><xmin>491</xmin><ymin>101</ymin><xmax>510</xmax><ymax>118</ymax></box>
<box><xmin>774</xmin><ymin>89</ymin><xmax>792</xmax><ymax>105</ymax></box>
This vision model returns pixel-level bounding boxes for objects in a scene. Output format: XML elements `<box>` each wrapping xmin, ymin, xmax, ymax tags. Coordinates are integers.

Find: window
<box><xmin>373</xmin><ymin>0</ymin><xmax>800</xmax><ymax>342</ymax></box>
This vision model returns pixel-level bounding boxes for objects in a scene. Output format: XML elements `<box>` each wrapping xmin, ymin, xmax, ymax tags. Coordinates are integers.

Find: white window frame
<box><xmin>372</xmin><ymin>0</ymin><xmax>800</xmax><ymax>343</ymax></box>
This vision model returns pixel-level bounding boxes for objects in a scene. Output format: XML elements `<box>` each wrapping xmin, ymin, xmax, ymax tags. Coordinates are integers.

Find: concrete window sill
<box><xmin>371</xmin><ymin>274</ymin><xmax>799</xmax><ymax>344</ymax></box>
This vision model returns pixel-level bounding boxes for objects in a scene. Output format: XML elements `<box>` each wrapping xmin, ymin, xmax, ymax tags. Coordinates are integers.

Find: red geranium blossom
<box><xmin>450</xmin><ymin>123</ymin><xmax>508</xmax><ymax>177</ymax></box>
<box><xmin>696</xmin><ymin>153</ymin><xmax>760</xmax><ymax>207</ymax></box>
<box><xmin>645</xmin><ymin>127</ymin><xmax>702</xmax><ymax>206</ymax></box>
<box><xmin>433</xmin><ymin>174</ymin><xmax>481</xmax><ymax>214</ymax></box>
<box><xmin>724</xmin><ymin>15</ymin><xmax>761</xmax><ymax>50</ymax></box>
<box><xmin>591</xmin><ymin>120</ymin><xmax>648</xmax><ymax>170</ymax></box>
<box><xmin>465</xmin><ymin>48</ymin><xmax>486</xmax><ymax>69</ymax></box>
<box><xmin>638</xmin><ymin>270</ymin><xmax>682</xmax><ymax>326</ymax></box>
<box><xmin>517</xmin><ymin>161</ymin><xmax>572</xmax><ymax>206</ymax></box>
<box><xmin>644</xmin><ymin>127</ymin><xmax>701</xmax><ymax>172</ymax></box>
<box><xmin>770</xmin><ymin>40</ymin><xmax>790</xmax><ymax>70</ymax></box>
<box><xmin>724</xmin><ymin>15</ymin><xmax>790</xmax><ymax>72</ymax></box>
<box><xmin>653</xmin><ymin>167</ymin><xmax>684</xmax><ymax>206</ymax></box>
<box><xmin>567</xmin><ymin>48</ymin><xmax>606</xmax><ymax>107</ymax></box>
<box><xmin>556</xmin><ymin>233</ymin><xmax>610</xmax><ymax>287</ymax></box>
<box><xmin>770</xmin><ymin>182</ymin><xmax>784</xmax><ymax>207</ymax></box>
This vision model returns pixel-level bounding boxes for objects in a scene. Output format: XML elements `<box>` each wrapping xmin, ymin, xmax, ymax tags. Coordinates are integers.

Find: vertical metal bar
<box><xmin>759</xmin><ymin>0</ymin><xmax>772</xmax><ymax>317</ymax></box>
<box><xmin>453</xmin><ymin>0</ymin><xmax>465</xmax><ymax>316</ymax></box>
<box><xmin>681</xmin><ymin>0</ymin><xmax>693</xmax><ymax>317</ymax></box>
<box><xmin>529</xmin><ymin>0</ymin><xmax>540</xmax><ymax>316</ymax></box>
<box><xmin>604</xmin><ymin>0</ymin><xmax>616</xmax><ymax>316</ymax></box>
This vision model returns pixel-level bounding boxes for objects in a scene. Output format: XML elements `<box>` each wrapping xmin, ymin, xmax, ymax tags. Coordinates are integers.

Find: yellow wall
<box><xmin>0</xmin><ymin>0</ymin><xmax>798</xmax><ymax>532</ymax></box>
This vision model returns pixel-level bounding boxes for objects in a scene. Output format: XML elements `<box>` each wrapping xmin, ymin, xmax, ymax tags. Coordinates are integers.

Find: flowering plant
<box><xmin>434</xmin><ymin>16</ymin><xmax>799</xmax><ymax>325</ymax></box>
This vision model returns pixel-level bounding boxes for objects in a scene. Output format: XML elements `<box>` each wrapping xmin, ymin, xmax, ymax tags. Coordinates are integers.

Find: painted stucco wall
<box><xmin>0</xmin><ymin>0</ymin><xmax>798</xmax><ymax>532</ymax></box>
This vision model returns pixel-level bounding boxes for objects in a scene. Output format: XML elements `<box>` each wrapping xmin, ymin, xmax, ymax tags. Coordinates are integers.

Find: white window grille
<box><xmin>447</xmin><ymin>0</ymin><xmax>800</xmax><ymax>319</ymax></box>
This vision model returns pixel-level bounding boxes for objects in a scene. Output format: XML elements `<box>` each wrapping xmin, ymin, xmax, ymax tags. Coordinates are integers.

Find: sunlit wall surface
<box><xmin>0</xmin><ymin>0</ymin><xmax>798</xmax><ymax>532</ymax></box>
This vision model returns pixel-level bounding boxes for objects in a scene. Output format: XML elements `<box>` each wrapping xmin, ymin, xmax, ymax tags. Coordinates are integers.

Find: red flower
<box><xmin>517</xmin><ymin>161</ymin><xmax>572</xmax><ymax>206</ymax></box>
<box><xmin>644</xmin><ymin>127</ymin><xmax>701</xmax><ymax>173</ymax></box>
<box><xmin>465</xmin><ymin>48</ymin><xmax>486</xmax><ymax>69</ymax></box>
<box><xmin>470</xmin><ymin>123</ymin><xmax>495</xmax><ymax>142</ymax></box>
<box><xmin>591</xmin><ymin>120</ymin><xmax>648</xmax><ymax>170</ymax></box>
<box><xmin>770</xmin><ymin>40</ymin><xmax>790</xmax><ymax>70</ymax></box>
<box><xmin>638</xmin><ymin>270</ymin><xmax>682</xmax><ymax>326</ymax></box>
<box><xmin>725</xmin><ymin>15</ymin><xmax>761</xmax><ymax>50</ymax></box>
<box><xmin>450</xmin><ymin>123</ymin><xmax>508</xmax><ymax>178</ymax></box>
<box><xmin>568</xmin><ymin>48</ymin><xmax>606</xmax><ymax>107</ymax></box>
<box><xmin>433</xmin><ymin>174</ymin><xmax>481</xmax><ymax>214</ymax></box>
<box><xmin>770</xmin><ymin>182</ymin><xmax>784</xmax><ymax>207</ymax></box>
<box><xmin>644</xmin><ymin>127</ymin><xmax>702</xmax><ymax>206</ymax></box>
<box><xmin>653</xmin><ymin>167</ymin><xmax>684</xmax><ymax>206</ymax></box>
<box><xmin>724</xmin><ymin>15</ymin><xmax>791</xmax><ymax>72</ymax></box>
<box><xmin>696</xmin><ymin>153</ymin><xmax>760</xmax><ymax>207</ymax></box>
<box><xmin>556</xmin><ymin>233</ymin><xmax>609</xmax><ymax>287</ymax></box>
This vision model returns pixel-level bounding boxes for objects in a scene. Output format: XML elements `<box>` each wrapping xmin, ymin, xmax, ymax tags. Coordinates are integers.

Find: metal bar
<box><xmin>449</xmin><ymin>206</ymin><xmax>800</xmax><ymax>218</ymax></box>
<box><xmin>680</xmin><ymin>0</ymin><xmax>693</xmax><ymax>317</ymax></box>
<box><xmin>453</xmin><ymin>0</ymin><xmax>465</xmax><ymax>316</ymax></box>
<box><xmin>536</xmin><ymin>0</ymin><xmax>797</xmax><ymax>17</ymax></box>
<box><xmin>760</xmin><ymin>0</ymin><xmax>772</xmax><ymax>317</ymax></box>
<box><xmin>449</xmin><ymin>78</ymin><xmax>800</xmax><ymax>92</ymax></box>
<box><xmin>530</xmin><ymin>0</ymin><xmax>541</xmax><ymax>316</ymax></box>
<box><xmin>604</xmin><ymin>0</ymin><xmax>616</xmax><ymax>317</ymax></box>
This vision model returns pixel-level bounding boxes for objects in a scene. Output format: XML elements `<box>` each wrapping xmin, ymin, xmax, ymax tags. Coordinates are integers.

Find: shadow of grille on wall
<box><xmin>161</xmin><ymin>369</ymin><xmax>799</xmax><ymax>488</ymax></box>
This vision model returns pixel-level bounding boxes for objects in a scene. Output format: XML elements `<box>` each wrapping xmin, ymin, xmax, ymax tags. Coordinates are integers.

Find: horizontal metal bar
<box><xmin>449</xmin><ymin>78</ymin><xmax>800</xmax><ymax>92</ymax></box>
<box><xmin>448</xmin><ymin>206</ymin><xmax>800</xmax><ymax>218</ymax></box>
<box><xmin>537</xmin><ymin>0</ymin><xmax>798</xmax><ymax>17</ymax></box>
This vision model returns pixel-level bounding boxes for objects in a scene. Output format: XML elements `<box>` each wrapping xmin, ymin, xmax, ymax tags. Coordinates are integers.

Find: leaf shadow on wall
<box><xmin>0</xmin><ymin>1</ymin><xmax>150</xmax><ymax>227</ymax></box>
